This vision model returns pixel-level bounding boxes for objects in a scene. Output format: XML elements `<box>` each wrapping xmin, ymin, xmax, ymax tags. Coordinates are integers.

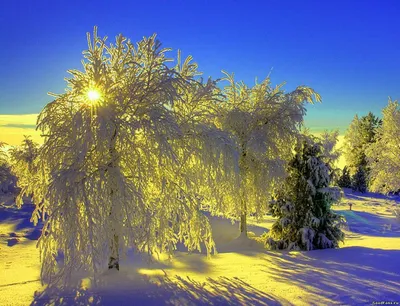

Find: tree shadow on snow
<box><xmin>205</xmin><ymin>212</ymin><xmax>269</xmax><ymax>243</ymax></box>
<box><xmin>30</xmin><ymin>273</ymin><xmax>285</xmax><ymax>306</ymax></box>
<box><xmin>0</xmin><ymin>202</ymin><xmax>35</xmax><ymax>229</ymax></box>
<box><xmin>262</xmin><ymin>246</ymin><xmax>400</xmax><ymax>305</ymax></box>
<box><xmin>0</xmin><ymin>202</ymin><xmax>42</xmax><ymax>246</ymax></box>
<box><xmin>175</xmin><ymin>212</ymin><xmax>269</xmax><ymax>258</ymax></box>
<box><xmin>336</xmin><ymin>210</ymin><xmax>400</xmax><ymax>237</ymax></box>
<box><xmin>342</xmin><ymin>188</ymin><xmax>400</xmax><ymax>202</ymax></box>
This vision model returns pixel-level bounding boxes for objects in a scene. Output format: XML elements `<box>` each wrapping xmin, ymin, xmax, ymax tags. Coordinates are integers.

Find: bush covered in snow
<box><xmin>265</xmin><ymin>136</ymin><xmax>345</xmax><ymax>251</ymax></box>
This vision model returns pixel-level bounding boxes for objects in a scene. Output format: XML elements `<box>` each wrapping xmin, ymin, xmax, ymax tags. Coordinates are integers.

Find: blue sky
<box><xmin>0</xmin><ymin>0</ymin><xmax>399</xmax><ymax>135</ymax></box>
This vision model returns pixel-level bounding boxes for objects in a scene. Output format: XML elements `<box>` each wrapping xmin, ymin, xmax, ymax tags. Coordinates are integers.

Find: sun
<box><xmin>86</xmin><ymin>88</ymin><xmax>101</xmax><ymax>105</ymax></box>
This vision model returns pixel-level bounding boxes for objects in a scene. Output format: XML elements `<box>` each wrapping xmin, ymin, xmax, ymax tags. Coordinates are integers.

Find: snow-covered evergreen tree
<box><xmin>0</xmin><ymin>142</ymin><xmax>15</xmax><ymax>194</ymax></box>
<box><xmin>367</xmin><ymin>98</ymin><xmax>400</xmax><ymax>193</ymax></box>
<box><xmin>0</xmin><ymin>142</ymin><xmax>8</xmax><ymax>184</ymax></box>
<box><xmin>265</xmin><ymin>136</ymin><xmax>345</xmax><ymax>251</ymax></box>
<box><xmin>337</xmin><ymin>166</ymin><xmax>352</xmax><ymax>188</ymax></box>
<box><xmin>0</xmin><ymin>142</ymin><xmax>6</xmax><ymax>163</ymax></box>
<box><xmin>343</xmin><ymin>112</ymin><xmax>381</xmax><ymax>183</ymax></box>
<box><xmin>317</xmin><ymin>130</ymin><xmax>341</xmax><ymax>183</ymax></box>
<box><xmin>26</xmin><ymin>28</ymin><xmax>237</xmax><ymax>286</ymax></box>
<box><xmin>351</xmin><ymin>166</ymin><xmax>367</xmax><ymax>193</ymax></box>
<box><xmin>213</xmin><ymin>72</ymin><xmax>321</xmax><ymax>236</ymax></box>
<box><xmin>9</xmin><ymin>136</ymin><xmax>39</xmax><ymax>200</ymax></box>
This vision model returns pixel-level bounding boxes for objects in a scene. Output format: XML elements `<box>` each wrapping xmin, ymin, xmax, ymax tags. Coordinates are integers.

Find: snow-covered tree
<box><xmin>343</xmin><ymin>112</ymin><xmax>381</xmax><ymax>177</ymax></box>
<box><xmin>367</xmin><ymin>98</ymin><xmax>400</xmax><ymax>193</ymax></box>
<box><xmin>317</xmin><ymin>130</ymin><xmax>341</xmax><ymax>182</ymax></box>
<box><xmin>28</xmin><ymin>28</ymin><xmax>236</xmax><ymax>285</ymax></box>
<box><xmin>0</xmin><ymin>142</ymin><xmax>15</xmax><ymax>194</ymax></box>
<box><xmin>337</xmin><ymin>166</ymin><xmax>352</xmax><ymax>188</ymax></box>
<box><xmin>213</xmin><ymin>72</ymin><xmax>321</xmax><ymax>236</ymax></box>
<box><xmin>9</xmin><ymin>136</ymin><xmax>39</xmax><ymax>200</ymax></box>
<box><xmin>0</xmin><ymin>142</ymin><xmax>6</xmax><ymax>162</ymax></box>
<box><xmin>351</xmin><ymin>166</ymin><xmax>367</xmax><ymax>193</ymax></box>
<box><xmin>0</xmin><ymin>142</ymin><xmax>8</xmax><ymax>182</ymax></box>
<box><xmin>265</xmin><ymin>136</ymin><xmax>345</xmax><ymax>250</ymax></box>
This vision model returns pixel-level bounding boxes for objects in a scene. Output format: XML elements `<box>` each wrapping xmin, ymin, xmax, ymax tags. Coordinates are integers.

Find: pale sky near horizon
<box><xmin>0</xmin><ymin>113</ymin><xmax>346</xmax><ymax>169</ymax></box>
<box><xmin>0</xmin><ymin>114</ymin><xmax>41</xmax><ymax>146</ymax></box>
<box><xmin>0</xmin><ymin>112</ymin><xmax>343</xmax><ymax>145</ymax></box>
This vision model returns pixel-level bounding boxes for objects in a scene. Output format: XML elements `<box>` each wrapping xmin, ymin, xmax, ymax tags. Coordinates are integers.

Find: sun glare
<box><xmin>87</xmin><ymin>89</ymin><xmax>101</xmax><ymax>104</ymax></box>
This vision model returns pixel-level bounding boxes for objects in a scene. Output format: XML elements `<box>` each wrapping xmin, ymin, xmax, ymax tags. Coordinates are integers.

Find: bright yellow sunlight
<box><xmin>86</xmin><ymin>88</ymin><xmax>101</xmax><ymax>105</ymax></box>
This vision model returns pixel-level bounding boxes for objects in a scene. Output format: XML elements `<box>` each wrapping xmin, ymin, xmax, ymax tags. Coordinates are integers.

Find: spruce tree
<box><xmin>0</xmin><ymin>142</ymin><xmax>15</xmax><ymax>194</ymax></box>
<box><xmin>318</xmin><ymin>130</ymin><xmax>341</xmax><ymax>183</ymax></box>
<box><xmin>337</xmin><ymin>166</ymin><xmax>352</xmax><ymax>188</ymax></box>
<box><xmin>0</xmin><ymin>142</ymin><xmax>8</xmax><ymax>185</ymax></box>
<box><xmin>9</xmin><ymin>136</ymin><xmax>39</xmax><ymax>200</ymax></box>
<box><xmin>352</xmin><ymin>166</ymin><xmax>367</xmax><ymax>193</ymax></box>
<box><xmin>266</xmin><ymin>137</ymin><xmax>345</xmax><ymax>251</ymax></box>
<box><xmin>343</xmin><ymin>112</ymin><xmax>381</xmax><ymax>189</ymax></box>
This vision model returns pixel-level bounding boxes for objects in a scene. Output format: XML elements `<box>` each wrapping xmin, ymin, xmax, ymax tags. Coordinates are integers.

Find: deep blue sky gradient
<box><xmin>1</xmin><ymin>0</ymin><xmax>399</xmax><ymax>132</ymax></box>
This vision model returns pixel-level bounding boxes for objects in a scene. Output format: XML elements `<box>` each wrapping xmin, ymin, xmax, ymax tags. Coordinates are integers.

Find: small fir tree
<box><xmin>0</xmin><ymin>142</ymin><xmax>15</xmax><ymax>194</ymax></box>
<box><xmin>337</xmin><ymin>166</ymin><xmax>352</xmax><ymax>188</ymax></box>
<box><xmin>343</xmin><ymin>112</ymin><xmax>381</xmax><ymax>183</ymax></box>
<box><xmin>9</xmin><ymin>136</ymin><xmax>39</xmax><ymax>200</ymax></box>
<box><xmin>266</xmin><ymin>137</ymin><xmax>345</xmax><ymax>251</ymax></box>
<box><xmin>351</xmin><ymin>166</ymin><xmax>367</xmax><ymax>193</ymax></box>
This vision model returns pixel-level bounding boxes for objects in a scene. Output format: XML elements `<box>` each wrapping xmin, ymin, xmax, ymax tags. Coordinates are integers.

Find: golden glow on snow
<box><xmin>0</xmin><ymin>192</ymin><xmax>399</xmax><ymax>305</ymax></box>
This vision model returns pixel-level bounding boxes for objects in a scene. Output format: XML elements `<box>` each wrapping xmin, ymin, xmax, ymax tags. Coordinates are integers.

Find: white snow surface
<box><xmin>0</xmin><ymin>189</ymin><xmax>399</xmax><ymax>305</ymax></box>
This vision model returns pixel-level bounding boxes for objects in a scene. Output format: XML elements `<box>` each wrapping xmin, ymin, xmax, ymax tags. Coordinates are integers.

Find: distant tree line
<box><xmin>338</xmin><ymin>103</ymin><xmax>400</xmax><ymax>194</ymax></box>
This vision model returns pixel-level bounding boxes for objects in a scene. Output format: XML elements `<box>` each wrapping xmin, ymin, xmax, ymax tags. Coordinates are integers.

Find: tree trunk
<box><xmin>240</xmin><ymin>197</ymin><xmax>247</xmax><ymax>237</ymax></box>
<box><xmin>108</xmin><ymin>126</ymin><xmax>120</xmax><ymax>271</ymax></box>
<box><xmin>108</xmin><ymin>204</ymin><xmax>119</xmax><ymax>270</ymax></box>
<box><xmin>108</xmin><ymin>235</ymin><xmax>119</xmax><ymax>270</ymax></box>
<box><xmin>239</xmin><ymin>143</ymin><xmax>248</xmax><ymax>237</ymax></box>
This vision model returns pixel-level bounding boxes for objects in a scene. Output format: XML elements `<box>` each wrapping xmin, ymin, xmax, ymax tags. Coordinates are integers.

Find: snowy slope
<box><xmin>0</xmin><ymin>190</ymin><xmax>399</xmax><ymax>305</ymax></box>
<box><xmin>0</xmin><ymin>195</ymin><xmax>42</xmax><ymax>305</ymax></box>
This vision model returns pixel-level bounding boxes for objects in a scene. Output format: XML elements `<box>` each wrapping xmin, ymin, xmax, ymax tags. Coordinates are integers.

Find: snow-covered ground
<box><xmin>0</xmin><ymin>190</ymin><xmax>399</xmax><ymax>305</ymax></box>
